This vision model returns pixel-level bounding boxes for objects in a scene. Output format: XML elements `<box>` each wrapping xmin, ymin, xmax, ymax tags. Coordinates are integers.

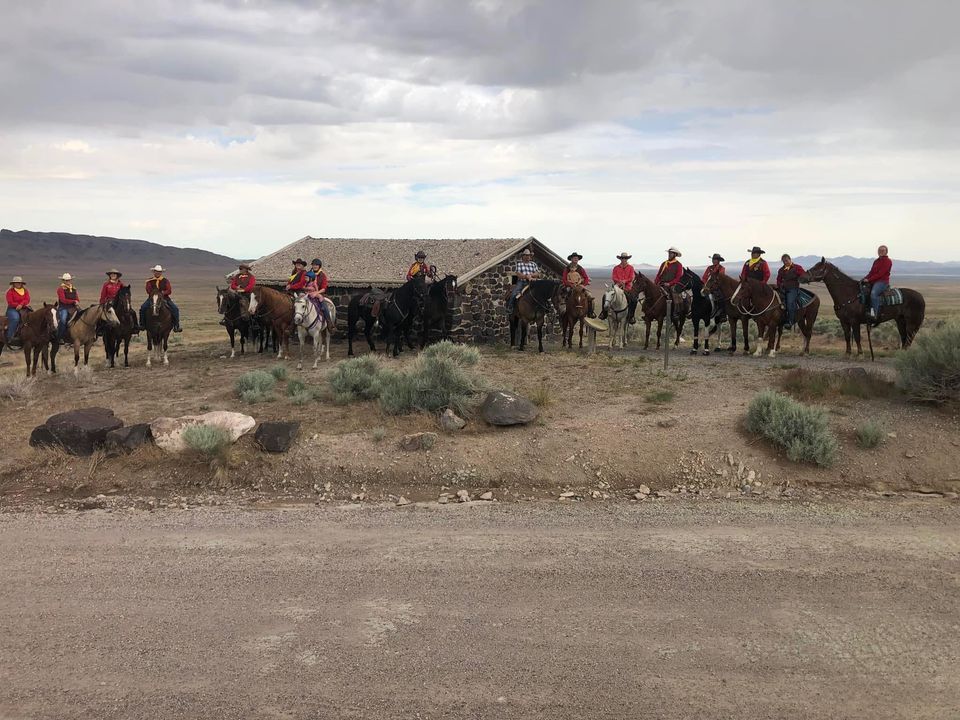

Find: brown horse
<box><xmin>801</xmin><ymin>258</ymin><xmax>925</xmax><ymax>354</ymax></box>
<box><xmin>701</xmin><ymin>270</ymin><xmax>753</xmax><ymax>354</ymax></box>
<box><xmin>248</xmin><ymin>286</ymin><xmax>294</xmax><ymax>360</ymax></box>
<box><xmin>633</xmin><ymin>272</ymin><xmax>687</xmax><ymax>349</ymax></box>
<box><xmin>102</xmin><ymin>284</ymin><xmax>137</xmax><ymax>368</ymax></box>
<box><xmin>18</xmin><ymin>304</ymin><xmax>58</xmax><ymax>377</ymax></box>
<box><xmin>730</xmin><ymin>278</ymin><xmax>783</xmax><ymax>357</ymax></box>
<box><xmin>55</xmin><ymin>304</ymin><xmax>120</xmax><ymax>375</ymax></box>
<box><xmin>144</xmin><ymin>292</ymin><xmax>174</xmax><ymax>367</ymax></box>
<box><xmin>560</xmin><ymin>285</ymin><xmax>589</xmax><ymax>349</ymax></box>
<box><xmin>509</xmin><ymin>279</ymin><xmax>562</xmax><ymax>353</ymax></box>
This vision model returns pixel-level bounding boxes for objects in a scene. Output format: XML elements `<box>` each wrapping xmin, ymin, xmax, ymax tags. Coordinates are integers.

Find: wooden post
<box><xmin>664</xmin><ymin>299</ymin><xmax>671</xmax><ymax>370</ymax></box>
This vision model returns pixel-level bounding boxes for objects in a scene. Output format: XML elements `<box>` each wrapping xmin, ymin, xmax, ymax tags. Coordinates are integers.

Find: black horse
<box><xmin>216</xmin><ymin>287</ymin><xmax>251</xmax><ymax>358</ymax></box>
<box><xmin>347</xmin><ymin>287</ymin><xmax>388</xmax><ymax>356</ymax></box>
<box><xmin>380</xmin><ymin>275</ymin><xmax>427</xmax><ymax>357</ymax></box>
<box><xmin>102</xmin><ymin>284</ymin><xmax>137</xmax><ymax>368</ymax></box>
<box><xmin>680</xmin><ymin>268</ymin><xmax>726</xmax><ymax>356</ymax></box>
<box><xmin>509</xmin><ymin>279</ymin><xmax>562</xmax><ymax>353</ymax></box>
<box><xmin>420</xmin><ymin>274</ymin><xmax>458</xmax><ymax>347</ymax></box>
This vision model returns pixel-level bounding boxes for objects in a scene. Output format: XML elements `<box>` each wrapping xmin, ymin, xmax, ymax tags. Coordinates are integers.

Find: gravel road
<box><xmin>2</xmin><ymin>500</ymin><xmax>958</xmax><ymax>719</ymax></box>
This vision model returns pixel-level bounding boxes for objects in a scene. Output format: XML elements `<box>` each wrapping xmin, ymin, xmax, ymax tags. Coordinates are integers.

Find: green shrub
<box><xmin>287</xmin><ymin>378</ymin><xmax>306</xmax><ymax>397</ymax></box>
<box><xmin>236</xmin><ymin>370</ymin><xmax>276</xmax><ymax>396</ymax></box>
<box><xmin>240</xmin><ymin>388</ymin><xmax>270</xmax><ymax>404</ymax></box>
<box><xmin>328</xmin><ymin>356</ymin><xmax>382</xmax><ymax>402</ymax></box>
<box><xmin>371</xmin><ymin>427</ymin><xmax>386</xmax><ymax>442</ymax></box>
<box><xmin>269</xmin><ymin>364</ymin><xmax>288</xmax><ymax>381</ymax></box>
<box><xmin>895</xmin><ymin>322</ymin><xmax>960</xmax><ymax>405</ymax></box>
<box><xmin>855</xmin><ymin>419</ymin><xmax>885</xmax><ymax>449</ymax></box>
<box><xmin>529</xmin><ymin>382</ymin><xmax>553</xmax><ymax>408</ymax></box>
<box><xmin>645</xmin><ymin>389</ymin><xmax>675</xmax><ymax>404</ymax></box>
<box><xmin>182</xmin><ymin>424</ymin><xmax>232</xmax><ymax>474</ymax></box>
<box><xmin>289</xmin><ymin>390</ymin><xmax>314</xmax><ymax>406</ymax></box>
<box><xmin>420</xmin><ymin>341</ymin><xmax>481</xmax><ymax>367</ymax></box>
<box><xmin>745</xmin><ymin>390</ymin><xmax>838</xmax><ymax>466</ymax></box>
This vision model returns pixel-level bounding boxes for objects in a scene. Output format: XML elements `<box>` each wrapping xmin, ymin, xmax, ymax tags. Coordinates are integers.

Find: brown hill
<box><xmin>1</xmin><ymin>229</ymin><xmax>236</xmax><ymax>279</ymax></box>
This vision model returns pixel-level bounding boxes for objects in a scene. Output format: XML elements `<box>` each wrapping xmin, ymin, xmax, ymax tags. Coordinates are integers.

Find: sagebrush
<box><xmin>781</xmin><ymin>368</ymin><xmax>891</xmax><ymax>400</ymax></box>
<box><xmin>895</xmin><ymin>321</ymin><xmax>960</xmax><ymax>405</ymax></box>
<box><xmin>0</xmin><ymin>376</ymin><xmax>37</xmax><ymax>402</ymax></box>
<box><xmin>235</xmin><ymin>370</ymin><xmax>276</xmax><ymax>404</ymax></box>
<box><xmin>855</xmin><ymin>420</ymin><xmax>885</xmax><ymax>449</ymax></box>
<box><xmin>182</xmin><ymin>424</ymin><xmax>233</xmax><ymax>475</ymax></box>
<box><xmin>328</xmin><ymin>356</ymin><xmax>382</xmax><ymax>403</ymax></box>
<box><xmin>745</xmin><ymin>390</ymin><xmax>838</xmax><ymax>466</ymax></box>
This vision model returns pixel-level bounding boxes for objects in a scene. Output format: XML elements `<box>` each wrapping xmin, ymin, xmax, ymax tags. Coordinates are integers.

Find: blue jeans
<box><xmin>57</xmin><ymin>307</ymin><xmax>71</xmax><ymax>339</ymax></box>
<box><xmin>5</xmin><ymin>308</ymin><xmax>19</xmax><ymax>341</ymax></box>
<box><xmin>870</xmin><ymin>281</ymin><xmax>888</xmax><ymax>316</ymax></box>
<box><xmin>507</xmin><ymin>281</ymin><xmax>528</xmax><ymax>311</ymax></box>
<box><xmin>140</xmin><ymin>298</ymin><xmax>180</xmax><ymax>327</ymax></box>
<box><xmin>783</xmin><ymin>287</ymin><xmax>799</xmax><ymax>325</ymax></box>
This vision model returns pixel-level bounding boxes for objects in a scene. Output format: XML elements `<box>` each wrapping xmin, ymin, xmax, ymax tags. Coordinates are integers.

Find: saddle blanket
<box><xmin>859</xmin><ymin>288</ymin><xmax>903</xmax><ymax>307</ymax></box>
<box><xmin>777</xmin><ymin>288</ymin><xmax>817</xmax><ymax>308</ymax></box>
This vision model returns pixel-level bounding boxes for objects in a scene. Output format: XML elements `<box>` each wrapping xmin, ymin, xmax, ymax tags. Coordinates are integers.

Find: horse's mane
<box><xmin>529</xmin><ymin>279</ymin><xmax>559</xmax><ymax>291</ymax></box>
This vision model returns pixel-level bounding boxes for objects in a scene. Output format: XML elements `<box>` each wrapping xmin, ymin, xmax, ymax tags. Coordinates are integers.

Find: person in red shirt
<box><xmin>602</xmin><ymin>252</ymin><xmax>635</xmax><ymax>320</ymax></box>
<box><xmin>654</xmin><ymin>247</ymin><xmax>685</xmax><ymax>314</ymax></box>
<box><xmin>406</xmin><ymin>251</ymin><xmax>436</xmax><ymax>283</ymax></box>
<box><xmin>140</xmin><ymin>265</ymin><xmax>181</xmax><ymax>332</ymax></box>
<box><xmin>223</xmin><ymin>263</ymin><xmax>256</xmax><ymax>323</ymax></box>
<box><xmin>55</xmin><ymin>272</ymin><xmax>81</xmax><ymax>341</ymax></box>
<box><xmin>5</xmin><ymin>276</ymin><xmax>31</xmax><ymax>346</ymax></box>
<box><xmin>286</xmin><ymin>258</ymin><xmax>309</xmax><ymax>293</ymax></box>
<box><xmin>741</xmin><ymin>247</ymin><xmax>771</xmax><ymax>283</ymax></box>
<box><xmin>702</xmin><ymin>254</ymin><xmax>726</xmax><ymax>284</ymax></box>
<box><xmin>862</xmin><ymin>245</ymin><xmax>893</xmax><ymax>320</ymax></box>
<box><xmin>776</xmin><ymin>254</ymin><xmax>805</xmax><ymax>329</ymax></box>
<box><xmin>100</xmin><ymin>269</ymin><xmax>123</xmax><ymax>305</ymax></box>
<box><xmin>562</xmin><ymin>252</ymin><xmax>595</xmax><ymax>317</ymax></box>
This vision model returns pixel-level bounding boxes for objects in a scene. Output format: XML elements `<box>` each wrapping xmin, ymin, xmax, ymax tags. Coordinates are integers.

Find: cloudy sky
<box><xmin>2</xmin><ymin>0</ymin><xmax>959</xmax><ymax>264</ymax></box>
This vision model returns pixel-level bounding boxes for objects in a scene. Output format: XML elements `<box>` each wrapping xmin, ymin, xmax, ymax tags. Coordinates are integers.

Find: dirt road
<box><xmin>2</xmin><ymin>500</ymin><xmax>958</xmax><ymax>719</ymax></box>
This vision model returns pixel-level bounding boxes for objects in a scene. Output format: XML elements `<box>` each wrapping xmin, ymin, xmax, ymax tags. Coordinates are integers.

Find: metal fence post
<box><xmin>664</xmin><ymin>299</ymin><xmax>671</xmax><ymax>370</ymax></box>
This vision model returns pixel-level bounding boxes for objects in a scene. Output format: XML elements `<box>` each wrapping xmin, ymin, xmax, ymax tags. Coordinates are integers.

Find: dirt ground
<box><xmin>2</xmin><ymin>500</ymin><xmax>958</xmax><ymax>719</ymax></box>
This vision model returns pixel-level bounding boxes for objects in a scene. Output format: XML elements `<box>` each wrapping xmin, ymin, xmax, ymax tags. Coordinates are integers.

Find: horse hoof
<box><xmin>689</xmin><ymin>349</ymin><xmax>697</xmax><ymax>355</ymax></box>
<box><xmin>702</xmin><ymin>350</ymin><xmax>710</xmax><ymax>356</ymax></box>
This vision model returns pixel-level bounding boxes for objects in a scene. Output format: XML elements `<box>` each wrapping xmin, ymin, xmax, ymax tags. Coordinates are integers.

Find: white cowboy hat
<box><xmin>151</xmin><ymin>265</ymin><xmax>164</xmax><ymax>272</ymax></box>
<box><xmin>667</xmin><ymin>247</ymin><xmax>682</xmax><ymax>256</ymax></box>
<box><xmin>60</xmin><ymin>272</ymin><xmax>73</xmax><ymax>281</ymax></box>
<box><xmin>10</xmin><ymin>276</ymin><xmax>24</xmax><ymax>284</ymax></box>
<box><xmin>616</xmin><ymin>252</ymin><xmax>632</xmax><ymax>260</ymax></box>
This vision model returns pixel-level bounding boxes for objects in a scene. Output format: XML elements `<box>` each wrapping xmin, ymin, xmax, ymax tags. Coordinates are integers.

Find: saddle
<box><xmin>359</xmin><ymin>289</ymin><xmax>388</xmax><ymax>317</ymax></box>
<box><xmin>775</xmin><ymin>287</ymin><xmax>816</xmax><ymax>308</ymax></box>
<box><xmin>859</xmin><ymin>285</ymin><xmax>903</xmax><ymax>308</ymax></box>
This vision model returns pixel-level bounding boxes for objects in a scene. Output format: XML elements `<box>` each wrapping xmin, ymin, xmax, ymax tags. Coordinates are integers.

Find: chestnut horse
<box><xmin>248</xmin><ymin>286</ymin><xmax>294</xmax><ymax>360</ymax></box>
<box><xmin>702</xmin><ymin>270</ymin><xmax>753</xmax><ymax>354</ymax></box>
<box><xmin>561</xmin><ymin>284</ymin><xmax>589</xmax><ymax>349</ymax></box>
<box><xmin>17</xmin><ymin>304</ymin><xmax>58</xmax><ymax>377</ymax></box>
<box><xmin>509</xmin><ymin>279</ymin><xmax>563</xmax><ymax>353</ymax></box>
<box><xmin>633</xmin><ymin>272</ymin><xmax>687</xmax><ymax>350</ymax></box>
<box><xmin>730</xmin><ymin>278</ymin><xmax>782</xmax><ymax>357</ymax></box>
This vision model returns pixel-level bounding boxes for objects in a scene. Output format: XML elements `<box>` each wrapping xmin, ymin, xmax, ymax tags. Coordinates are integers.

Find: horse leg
<box><xmin>537</xmin><ymin>319</ymin><xmax>545</xmax><ymax>353</ymax></box>
<box><xmin>852</xmin><ymin>323</ymin><xmax>863</xmax><ymax>356</ymax></box>
<box><xmin>83</xmin><ymin>343</ymin><xmax>92</xmax><ymax>366</ymax></box>
<box><xmin>691</xmin><ymin>319</ymin><xmax>699</xmax><ymax>355</ymax></box>
<box><xmin>509</xmin><ymin>317</ymin><xmax>517</xmax><ymax>348</ymax></box>
<box><xmin>519</xmin><ymin>320</ymin><xmax>528</xmax><ymax>351</ymax></box>
<box><xmin>297</xmin><ymin>327</ymin><xmax>305</xmax><ymax>370</ymax></box>
<box><xmin>23</xmin><ymin>345</ymin><xmax>32</xmax><ymax>378</ymax></box>
<box><xmin>229</xmin><ymin>326</ymin><xmax>236</xmax><ymax>358</ymax></box>
<box><xmin>896</xmin><ymin>316</ymin><xmax>909</xmax><ymax>349</ymax></box>
<box><xmin>578</xmin><ymin>318</ymin><xmax>584</xmax><ymax>349</ymax></box>
<box><xmin>655</xmin><ymin>318</ymin><xmax>663</xmax><ymax>350</ymax></box>
<box><xmin>643</xmin><ymin>320</ymin><xmax>651</xmax><ymax>350</ymax></box>
<box><xmin>123</xmin><ymin>336</ymin><xmax>130</xmax><ymax>367</ymax></box>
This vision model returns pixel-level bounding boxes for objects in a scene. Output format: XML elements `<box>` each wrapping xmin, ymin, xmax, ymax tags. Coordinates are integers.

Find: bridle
<box><xmin>732</xmin><ymin>282</ymin><xmax>778</xmax><ymax>317</ymax></box>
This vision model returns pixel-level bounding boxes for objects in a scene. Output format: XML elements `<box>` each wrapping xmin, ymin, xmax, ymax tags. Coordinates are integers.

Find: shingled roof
<box><xmin>246</xmin><ymin>236</ymin><xmax>565</xmax><ymax>286</ymax></box>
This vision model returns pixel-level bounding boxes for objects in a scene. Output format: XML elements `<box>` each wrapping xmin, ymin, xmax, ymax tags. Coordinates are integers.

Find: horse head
<box><xmin>411</xmin><ymin>273</ymin><xmax>428</xmax><ymax>297</ymax></box>
<box><xmin>216</xmin><ymin>286</ymin><xmax>225</xmax><ymax>314</ymax></box>
<box><xmin>248</xmin><ymin>289</ymin><xmax>259</xmax><ymax>314</ymax></box>
<box><xmin>293</xmin><ymin>295</ymin><xmax>309</xmax><ymax>325</ymax></box>
<box><xmin>45</xmin><ymin>302</ymin><xmax>58</xmax><ymax>331</ymax></box>
<box><xmin>800</xmin><ymin>257</ymin><xmax>829</xmax><ymax>283</ymax></box>
<box><xmin>701</xmin><ymin>268</ymin><xmax>720</xmax><ymax>296</ymax></box>
<box><xmin>444</xmin><ymin>274</ymin><xmax>458</xmax><ymax>302</ymax></box>
<box><xmin>101</xmin><ymin>303</ymin><xmax>121</xmax><ymax>327</ymax></box>
<box><xmin>150</xmin><ymin>292</ymin><xmax>164</xmax><ymax>316</ymax></box>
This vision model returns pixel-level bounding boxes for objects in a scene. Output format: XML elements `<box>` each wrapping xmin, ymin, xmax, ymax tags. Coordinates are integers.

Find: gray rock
<box><xmin>104</xmin><ymin>424</ymin><xmax>153</xmax><ymax>456</ymax></box>
<box><xmin>29</xmin><ymin>407</ymin><xmax>123</xmax><ymax>456</ymax></box>
<box><xmin>255</xmin><ymin>421</ymin><xmax>300</xmax><ymax>453</ymax></box>
<box><xmin>151</xmin><ymin>411</ymin><xmax>255</xmax><ymax>453</ymax></box>
<box><xmin>396</xmin><ymin>496</ymin><xmax>411</xmax><ymax>506</ymax></box>
<box><xmin>636</xmin><ymin>484</ymin><xmax>651</xmax><ymax>495</ymax></box>
<box><xmin>400</xmin><ymin>432</ymin><xmax>438</xmax><ymax>451</ymax></box>
<box><xmin>479</xmin><ymin>491</ymin><xmax>494</xmax><ymax>501</ymax></box>
<box><xmin>480</xmin><ymin>390</ymin><xmax>539</xmax><ymax>426</ymax></box>
<box><xmin>456</xmin><ymin>489</ymin><xmax>471</xmax><ymax>502</ymax></box>
<box><xmin>440</xmin><ymin>409</ymin><xmax>467</xmax><ymax>432</ymax></box>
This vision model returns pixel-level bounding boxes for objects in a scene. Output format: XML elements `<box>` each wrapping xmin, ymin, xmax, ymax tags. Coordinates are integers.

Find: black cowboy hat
<box><xmin>311</xmin><ymin>258</ymin><xmax>322</xmax><ymax>267</ymax></box>
<box><xmin>292</xmin><ymin>258</ymin><xmax>307</xmax><ymax>266</ymax></box>
<box><xmin>748</xmin><ymin>246</ymin><xmax>766</xmax><ymax>255</ymax></box>
<box><xmin>415</xmin><ymin>250</ymin><xmax>426</xmax><ymax>258</ymax></box>
<box><xmin>710</xmin><ymin>254</ymin><xmax>724</xmax><ymax>262</ymax></box>
<box><xmin>567</xmin><ymin>252</ymin><xmax>583</xmax><ymax>261</ymax></box>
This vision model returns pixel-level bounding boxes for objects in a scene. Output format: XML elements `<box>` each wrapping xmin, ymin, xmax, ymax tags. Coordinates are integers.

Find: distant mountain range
<box><xmin>586</xmin><ymin>255</ymin><xmax>960</xmax><ymax>278</ymax></box>
<box><xmin>1</xmin><ymin>229</ymin><xmax>236</xmax><ymax>278</ymax></box>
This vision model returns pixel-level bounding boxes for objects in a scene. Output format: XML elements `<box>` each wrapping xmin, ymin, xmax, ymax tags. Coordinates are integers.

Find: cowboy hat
<box><xmin>747</xmin><ymin>247</ymin><xmax>765</xmax><ymax>255</ymax></box>
<box><xmin>9</xmin><ymin>276</ymin><xmax>24</xmax><ymax>284</ymax></box>
<box><xmin>151</xmin><ymin>265</ymin><xmax>164</xmax><ymax>272</ymax></box>
<box><xmin>106</xmin><ymin>268</ymin><xmax>123</xmax><ymax>277</ymax></box>
<box><xmin>292</xmin><ymin>258</ymin><xmax>307</xmax><ymax>266</ymax></box>
<box><xmin>60</xmin><ymin>272</ymin><xmax>73</xmax><ymax>281</ymax></box>
<box><xmin>616</xmin><ymin>252</ymin><xmax>632</xmax><ymax>260</ymax></box>
<box><xmin>520</xmin><ymin>248</ymin><xmax>533</xmax><ymax>255</ymax></box>
<box><xmin>667</xmin><ymin>247</ymin><xmax>682</xmax><ymax>257</ymax></box>
<box><xmin>710</xmin><ymin>253</ymin><xmax>725</xmax><ymax>262</ymax></box>
<box><xmin>567</xmin><ymin>252</ymin><xmax>583</xmax><ymax>261</ymax></box>
<box><xmin>415</xmin><ymin>250</ymin><xmax>427</xmax><ymax>258</ymax></box>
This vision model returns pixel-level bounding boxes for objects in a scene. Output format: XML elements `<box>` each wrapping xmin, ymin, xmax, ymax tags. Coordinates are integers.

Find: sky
<box><xmin>2</xmin><ymin>0</ymin><xmax>959</xmax><ymax>265</ymax></box>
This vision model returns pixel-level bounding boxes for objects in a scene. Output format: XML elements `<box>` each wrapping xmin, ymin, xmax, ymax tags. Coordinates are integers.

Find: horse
<box><xmin>509</xmin><ymin>279</ymin><xmax>562</xmax><ymax>353</ymax></box>
<box><xmin>248</xmin><ymin>286</ymin><xmax>295</xmax><ymax>360</ymax></box>
<box><xmin>683</xmin><ymin>268</ymin><xmax>724</xmax><ymax>356</ymax></box>
<box><xmin>293</xmin><ymin>294</ymin><xmax>337</xmax><ymax>369</ymax></box>
<box><xmin>380</xmin><ymin>275</ymin><xmax>427</xmax><ymax>358</ymax></box>
<box><xmin>347</xmin><ymin>288</ymin><xmax>387</xmax><ymax>356</ymax></box>
<box><xmin>54</xmin><ymin>304</ymin><xmax>120</xmax><ymax>374</ymax></box>
<box><xmin>801</xmin><ymin>258</ymin><xmax>925</xmax><ymax>354</ymax></box>
<box><xmin>602</xmin><ymin>284</ymin><xmax>628</xmax><ymax>350</ymax></box>
<box><xmin>251</xmin><ymin>316</ymin><xmax>275</xmax><ymax>354</ymax></box>
<box><xmin>730</xmin><ymin>278</ymin><xmax>783</xmax><ymax>357</ymax></box>
<box><xmin>102</xmin><ymin>284</ymin><xmax>137</xmax><ymax>368</ymax></box>
<box><xmin>144</xmin><ymin>292</ymin><xmax>174</xmax><ymax>367</ymax></box>
<box><xmin>16</xmin><ymin>304</ymin><xmax>58</xmax><ymax>377</ymax></box>
<box><xmin>216</xmin><ymin>287</ymin><xmax>251</xmax><ymax>358</ymax></box>
<box><xmin>633</xmin><ymin>272</ymin><xmax>687</xmax><ymax>350</ymax></box>
<box><xmin>420</xmin><ymin>274</ymin><xmax>458</xmax><ymax>348</ymax></box>
<box><xmin>561</xmin><ymin>284</ymin><xmax>590</xmax><ymax>349</ymax></box>
<box><xmin>701</xmin><ymin>270</ymin><xmax>753</xmax><ymax>354</ymax></box>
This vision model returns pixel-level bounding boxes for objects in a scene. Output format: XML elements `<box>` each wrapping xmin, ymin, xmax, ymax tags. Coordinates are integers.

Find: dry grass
<box><xmin>0</xmin><ymin>375</ymin><xmax>37</xmax><ymax>402</ymax></box>
<box><xmin>781</xmin><ymin>368</ymin><xmax>893</xmax><ymax>400</ymax></box>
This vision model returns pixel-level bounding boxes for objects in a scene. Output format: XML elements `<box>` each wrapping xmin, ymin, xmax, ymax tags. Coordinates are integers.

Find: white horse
<box><xmin>603</xmin><ymin>284</ymin><xmax>629</xmax><ymax>349</ymax></box>
<box><xmin>293</xmin><ymin>294</ymin><xmax>337</xmax><ymax>369</ymax></box>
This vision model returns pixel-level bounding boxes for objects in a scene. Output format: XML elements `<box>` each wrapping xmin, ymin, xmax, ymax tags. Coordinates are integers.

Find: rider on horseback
<box><xmin>654</xmin><ymin>248</ymin><xmax>685</xmax><ymax>316</ymax></box>
<box><xmin>862</xmin><ymin>245</ymin><xmax>892</xmax><ymax>322</ymax></box>
<box><xmin>304</xmin><ymin>258</ymin><xmax>333</xmax><ymax>329</ymax></box>
<box><xmin>227</xmin><ymin>263</ymin><xmax>256</xmax><ymax>321</ymax></box>
<box><xmin>100</xmin><ymin>269</ymin><xmax>137</xmax><ymax>334</ymax></box>
<box><xmin>506</xmin><ymin>248</ymin><xmax>540</xmax><ymax>314</ymax></box>
<box><xmin>286</xmin><ymin>258</ymin><xmax>309</xmax><ymax>293</ymax></box>
<box><xmin>5</xmin><ymin>276</ymin><xmax>31</xmax><ymax>349</ymax></box>
<box><xmin>140</xmin><ymin>265</ymin><xmax>182</xmax><ymax>332</ymax></box>
<box><xmin>407</xmin><ymin>250</ymin><xmax>436</xmax><ymax>283</ymax></box>
<box><xmin>600</xmin><ymin>251</ymin><xmax>635</xmax><ymax>320</ymax></box>
<box><xmin>776</xmin><ymin>254</ymin><xmax>805</xmax><ymax>330</ymax></box>
<box><xmin>741</xmin><ymin>247</ymin><xmax>770</xmax><ymax>283</ymax></box>
<box><xmin>55</xmin><ymin>272</ymin><xmax>81</xmax><ymax>342</ymax></box>
<box><xmin>562</xmin><ymin>252</ymin><xmax>595</xmax><ymax>317</ymax></box>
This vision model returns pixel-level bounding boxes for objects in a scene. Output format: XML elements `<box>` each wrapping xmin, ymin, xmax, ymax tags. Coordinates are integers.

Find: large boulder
<box><xmin>255</xmin><ymin>421</ymin><xmax>300</xmax><ymax>453</ymax></box>
<box><xmin>104</xmin><ymin>424</ymin><xmax>154</xmax><ymax>456</ymax></box>
<box><xmin>150</xmin><ymin>411</ymin><xmax>256</xmax><ymax>453</ymax></box>
<box><xmin>29</xmin><ymin>407</ymin><xmax>123</xmax><ymax>456</ymax></box>
<box><xmin>480</xmin><ymin>391</ymin><xmax>539</xmax><ymax>426</ymax></box>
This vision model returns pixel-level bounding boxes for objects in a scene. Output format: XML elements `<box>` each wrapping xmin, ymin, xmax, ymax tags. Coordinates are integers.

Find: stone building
<box><xmin>242</xmin><ymin>237</ymin><xmax>567</xmax><ymax>343</ymax></box>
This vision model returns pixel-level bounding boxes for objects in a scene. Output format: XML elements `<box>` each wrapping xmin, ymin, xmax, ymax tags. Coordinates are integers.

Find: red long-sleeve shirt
<box><xmin>776</xmin><ymin>264</ymin><xmax>805</xmax><ymax>289</ymax></box>
<box><xmin>864</xmin><ymin>256</ymin><xmax>892</xmax><ymax>284</ymax></box>
<box><xmin>611</xmin><ymin>264</ymin><xmax>635</xmax><ymax>291</ymax></box>
<box><xmin>57</xmin><ymin>285</ymin><xmax>80</xmax><ymax>307</ymax></box>
<box><xmin>100</xmin><ymin>281</ymin><xmax>122</xmax><ymax>305</ymax></box>
<box><xmin>6</xmin><ymin>287</ymin><xmax>30</xmax><ymax>309</ymax></box>
<box><xmin>562</xmin><ymin>266</ymin><xmax>591</xmax><ymax>287</ymax></box>
<box><xmin>741</xmin><ymin>259</ymin><xmax>771</xmax><ymax>283</ymax></box>
<box><xmin>702</xmin><ymin>265</ymin><xmax>726</xmax><ymax>284</ymax></box>
<box><xmin>145</xmin><ymin>277</ymin><xmax>172</xmax><ymax>297</ymax></box>
<box><xmin>287</xmin><ymin>270</ymin><xmax>308</xmax><ymax>291</ymax></box>
<box><xmin>230</xmin><ymin>273</ymin><xmax>256</xmax><ymax>292</ymax></box>
<box><xmin>654</xmin><ymin>260</ymin><xmax>683</xmax><ymax>287</ymax></box>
